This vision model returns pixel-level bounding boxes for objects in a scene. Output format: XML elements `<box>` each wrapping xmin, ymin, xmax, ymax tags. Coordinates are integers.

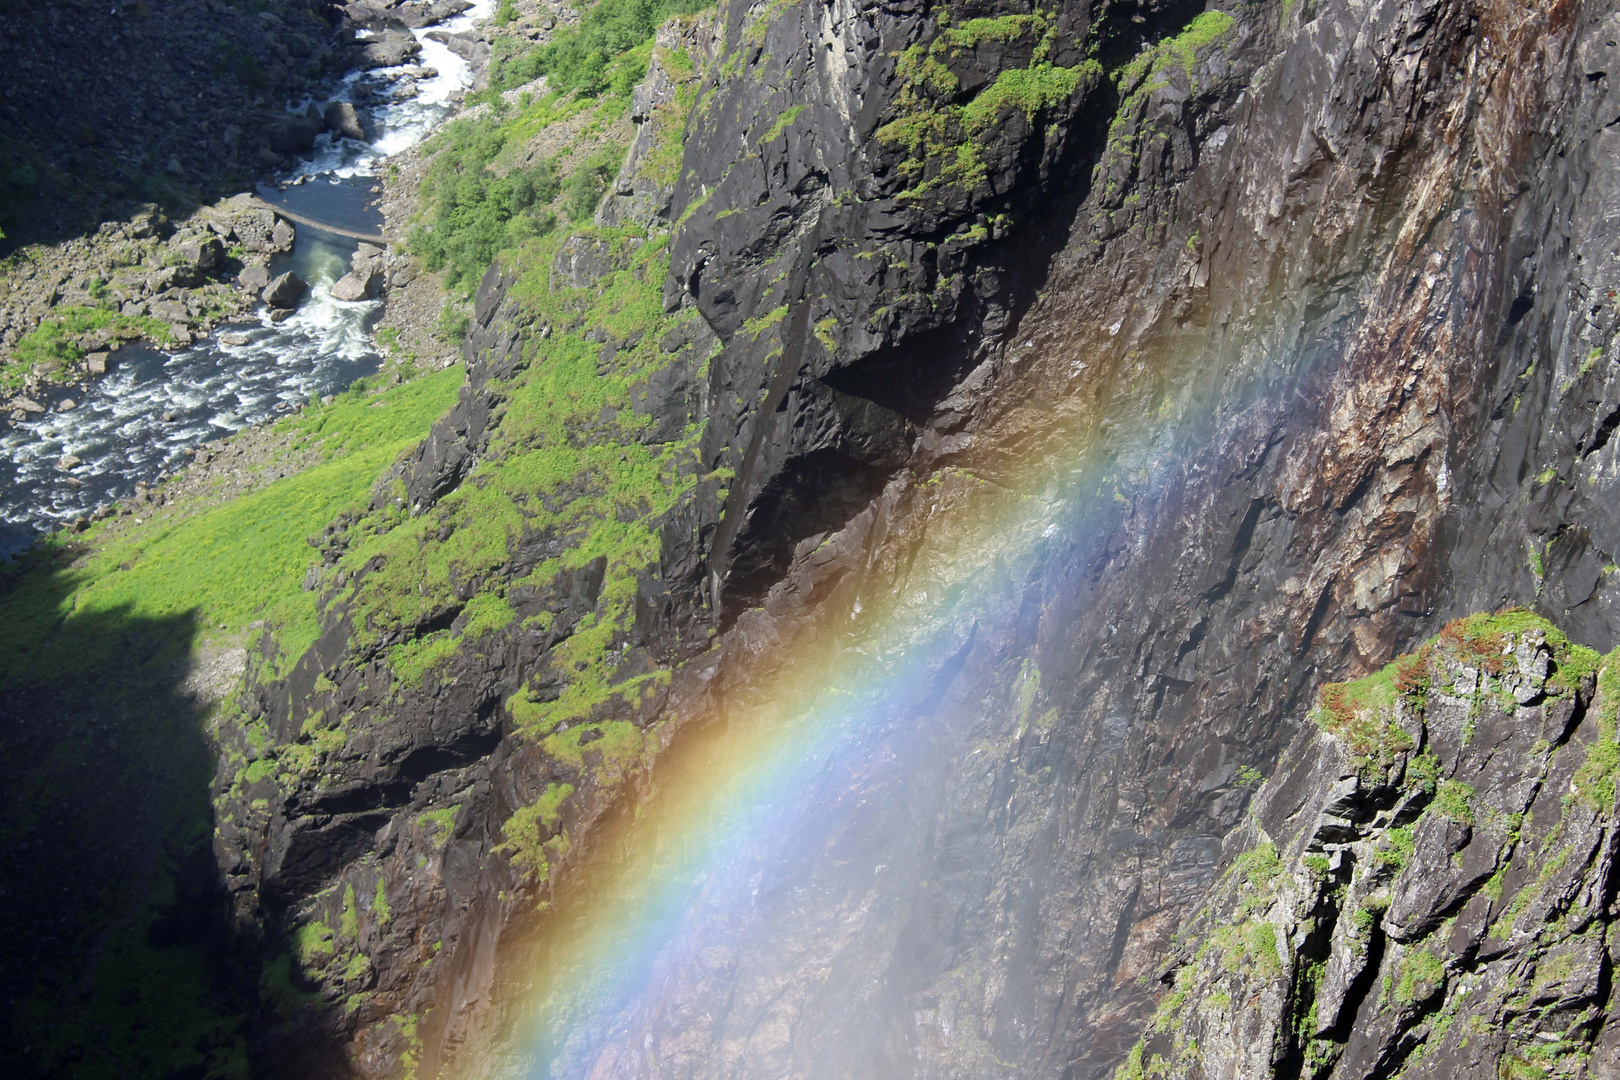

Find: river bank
<box><xmin>0</xmin><ymin>0</ymin><xmax>496</xmax><ymax>553</ymax></box>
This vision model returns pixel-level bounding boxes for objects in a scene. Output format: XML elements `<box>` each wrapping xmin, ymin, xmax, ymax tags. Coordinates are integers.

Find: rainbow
<box><xmin>490</xmin><ymin>388</ymin><xmax>1167</xmax><ymax>1077</ymax></box>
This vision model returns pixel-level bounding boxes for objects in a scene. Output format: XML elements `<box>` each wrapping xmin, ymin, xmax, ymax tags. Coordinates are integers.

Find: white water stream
<box><xmin>0</xmin><ymin>1</ymin><xmax>491</xmax><ymax>554</ymax></box>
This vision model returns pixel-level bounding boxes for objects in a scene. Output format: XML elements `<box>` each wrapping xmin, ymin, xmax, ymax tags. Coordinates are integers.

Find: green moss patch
<box><xmin>0</xmin><ymin>365</ymin><xmax>464</xmax><ymax>684</ymax></box>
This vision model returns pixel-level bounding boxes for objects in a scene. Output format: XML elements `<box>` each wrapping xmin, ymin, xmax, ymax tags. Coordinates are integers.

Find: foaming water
<box><xmin>0</xmin><ymin>0</ymin><xmax>492</xmax><ymax>553</ymax></box>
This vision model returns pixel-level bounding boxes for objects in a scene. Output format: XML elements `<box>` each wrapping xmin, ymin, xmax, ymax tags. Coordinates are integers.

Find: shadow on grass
<box><xmin>0</xmin><ymin>550</ymin><xmax>309</xmax><ymax>1080</ymax></box>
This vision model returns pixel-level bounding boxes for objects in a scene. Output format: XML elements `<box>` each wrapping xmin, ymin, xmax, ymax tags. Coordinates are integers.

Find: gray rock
<box><xmin>13</xmin><ymin>397</ymin><xmax>44</xmax><ymax>414</ymax></box>
<box><xmin>174</xmin><ymin>235</ymin><xmax>224</xmax><ymax>272</ymax></box>
<box><xmin>57</xmin><ymin>399</ymin><xmax>76</xmax><ymax>412</ymax></box>
<box><xmin>263</xmin><ymin>112</ymin><xmax>322</xmax><ymax>154</ymax></box>
<box><xmin>261</xmin><ymin>271</ymin><xmax>307</xmax><ymax>309</ymax></box>
<box><xmin>57</xmin><ymin>454</ymin><xmax>81</xmax><ymax>470</ymax></box>
<box><xmin>271</xmin><ymin>219</ymin><xmax>295</xmax><ymax>251</ymax></box>
<box><xmin>238</xmin><ymin>265</ymin><xmax>271</xmax><ymax>293</ymax></box>
<box><xmin>86</xmin><ymin>352</ymin><xmax>109</xmax><ymax>375</ymax></box>
<box><xmin>330</xmin><ymin>269</ymin><xmax>380</xmax><ymax>302</ymax></box>
<box><xmin>359</xmin><ymin>34</ymin><xmax>422</xmax><ymax>69</ymax></box>
<box><xmin>324</xmin><ymin>101</ymin><xmax>367</xmax><ymax>141</ymax></box>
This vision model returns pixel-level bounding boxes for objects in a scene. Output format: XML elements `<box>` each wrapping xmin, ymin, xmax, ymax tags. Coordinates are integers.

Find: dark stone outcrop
<box><xmin>203</xmin><ymin>0</ymin><xmax>1620</xmax><ymax>1077</ymax></box>
<box><xmin>1127</xmin><ymin>619</ymin><xmax>1620</xmax><ymax>1079</ymax></box>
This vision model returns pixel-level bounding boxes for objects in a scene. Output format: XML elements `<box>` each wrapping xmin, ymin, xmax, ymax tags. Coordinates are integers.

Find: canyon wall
<box><xmin>201</xmin><ymin>0</ymin><xmax>1620</xmax><ymax>1077</ymax></box>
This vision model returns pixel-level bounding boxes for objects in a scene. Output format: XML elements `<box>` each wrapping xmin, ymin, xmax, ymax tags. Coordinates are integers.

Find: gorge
<box><xmin>4</xmin><ymin>0</ymin><xmax>1620</xmax><ymax>1078</ymax></box>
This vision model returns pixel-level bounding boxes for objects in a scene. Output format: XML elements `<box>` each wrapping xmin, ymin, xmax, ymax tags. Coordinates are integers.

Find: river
<box><xmin>0</xmin><ymin>1</ymin><xmax>491</xmax><ymax>557</ymax></box>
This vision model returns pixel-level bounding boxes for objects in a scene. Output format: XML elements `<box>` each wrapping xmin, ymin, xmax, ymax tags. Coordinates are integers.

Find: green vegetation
<box><xmin>419</xmin><ymin>806</ymin><xmax>459</xmax><ymax>847</ymax></box>
<box><xmin>1104</xmin><ymin>11</ymin><xmax>1236</xmax><ymax>156</ymax></box>
<box><xmin>0</xmin><ymin>365</ymin><xmax>465</xmax><ymax>683</ymax></box>
<box><xmin>564</xmin><ymin>144</ymin><xmax>625</xmax><ymax>221</ymax></box>
<box><xmin>1406</xmin><ymin>749</ymin><xmax>1441</xmax><ymax>795</ymax></box>
<box><xmin>498</xmin><ymin>781</ymin><xmax>577</xmax><ymax>884</ymax></box>
<box><xmin>411</xmin><ymin>11</ymin><xmax>705</xmax><ymax>296</ymax></box>
<box><xmin>411</xmin><ymin>115</ymin><xmax>564</xmax><ymax>292</ymax></box>
<box><xmin>875</xmin><ymin>11</ymin><xmax>1099</xmax><ymax>199</ymax></box>
<box><xmin>373</xmin><ymin>876</ymin><xmax>393</xmax><ymax>927</ymax></box>
<box><xmin>294</xmin><ymin>919</ymin><xmax>336</xmax><ymax>968</ymax></box>
<box><xmin>1431</xmin><ymin>779</ymin><xmax>1475</xmax><ymax>824</ymax></box>
<box><xmin>1236</xmin><ymin>841</ymin><xmax>1284</xmax><ymax>890</ymax></box>
<box><xmin>9</xmin><ymin>304</ymin><xmax>173</xmax><ymax>388</ymax></box>
<box><xmin>759</xmin><ymin>104</ymin><xmax>805</xmax><ymax>146</ymax></box>
<box><xmin>487</xmin><ymin>0</ymin><xmax>711</xmax><ymax>100</ymax></box>
<box><xmin>1311</xmin><ymin>660</ymin><xmax>1416</xmax><ymax>769</ymax></box>
<box><xmin>1435</xmin><ymin>609</ymin><xmax>1599</xmax><ymax>687</ymax></box>
<box><xmin>341</xmin><ymin>883</ymin><xmax>359</xmax><ymax>940</ymax></box>
<box><xmin>1572</xmin><ymin>649</ymin><xmax>1620</xmax><ymax>810</ymax></box>
<box><xmin>1393</xmin><ymin>946</ymin><xmax>1445</xmax><ymax>1004</ymax></box>
<box><xmin>437</xmin><ymin>301</ymin><xmax>472</xmax><ymax>345</ymax></box>
<box><xmin>330</xmin><ymin>226</ymin><xmax>702</xmax><ymax>736</ymax></box>
<box><xmin>1374</xmin><ymin>825</ymin><xmax>1415</xmax><ymax>871</ymax></box>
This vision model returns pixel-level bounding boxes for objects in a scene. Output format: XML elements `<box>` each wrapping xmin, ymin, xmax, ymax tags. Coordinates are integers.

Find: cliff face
<box><xmin>207</xmin><ymin>0</ymin><xmax>1620</xmax><ymax>1077</ymax></box>
<box><xmin>1126</xmin><ymin>614</ymin><xmax>1620</xmax><ymax>1079</ymax></box>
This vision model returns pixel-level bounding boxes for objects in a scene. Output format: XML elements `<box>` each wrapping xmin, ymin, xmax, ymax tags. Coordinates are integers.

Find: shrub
<box><xmin>564</xmin><ymin>146</ymin><xmax>622</xmax><ymax>221</ymax></box>
<box><xmin>410</xmin><ymin>119</ymin><xmax>564</xmax><ymax>292</ymax></box>
<box><xmin>437</xmin><ymin>303</ymin><xmax>471</xmax><ymax>345</ymax></box>
<box><xmin>489</xmin><ymin>0</ymin><xmax>710</xmax><ymax>99</ymax></box>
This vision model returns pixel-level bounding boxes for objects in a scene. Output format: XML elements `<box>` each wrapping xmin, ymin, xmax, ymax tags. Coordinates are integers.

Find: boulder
<box><xmin>174</xmin><ymin>235</ymin><xmax>224</xmax><ymax>272</ymax></box>
<box><xmin>239</xmin><ymin>265</ymin><xmax>272</xmax><ymax>293</ymax></box>
<box><xmin>272</xmin><ymin>219</ymin><xmax>296</xmax><ymax>250</ymax></box>
<box><xmin>225</xmin><ymin>203</ymin><xmax>285</xmax><ymax>253</ymax></box>
<box><xmin>14</xmin><ymin>397</ymin><xmax>45</xmax><ymax>414</ymax></box>
<box><xmin>330</xmin><ymin>269</ymin><xmax>380</xmax><ymax>302</ymax></box>
<box><xmin>86</xmin><ymin>352</ymin><xmax>109</xmax><ymax>375</ymax></box>
<box><xmin>57</xmin><ymin>400</ymin><xmax>76</xmax><ymax>413</ymax></box>
<box><xmin>324</xmin><ymin>101</ymin><xmax>367</xmax><ymax>141</ymax></box>
<box><xmin>360</xmin><ymin>34</ymin><xmax>422</xmax><ymax>69</ymax></box>
<box><xmin>264</xmin><ymin>112</ymin><xmax>323</xmax><ymax>154</ymax></box>
<box><xmin>57</xmin><ymin>454</ymin><xmax>82</xmax><ymax>470</ymax></box>
<box><xmin>262</xmin><ymin>271</ymin><xmax>308</xmax><ymax>308</ymax></box>
<box><xmin>398</xmin><ymin>0</ymin><xmax>472</xmax><ymax>27</ymax></box>
<box><xmin>128</xmin><ymin>205</ymin><xmax>169</xmax><ymax>240</ymax></box>
<box><xmin>425</xmin><ymin>31</ymin><xmax>487</xmax><ymax>64</ymax></box>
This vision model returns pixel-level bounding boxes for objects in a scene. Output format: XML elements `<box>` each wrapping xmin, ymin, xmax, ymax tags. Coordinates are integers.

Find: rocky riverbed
<box><xmin>0</xmin><ymin>0</ymin><xmax>499</xmax><ymax>550</ymax></box>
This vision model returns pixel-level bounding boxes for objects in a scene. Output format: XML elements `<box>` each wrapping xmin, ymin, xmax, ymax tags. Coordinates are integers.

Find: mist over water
<box><xmin>0</xmin><ymin>0</ymin><xmax>491</xmax><ymax>554</ymax></box>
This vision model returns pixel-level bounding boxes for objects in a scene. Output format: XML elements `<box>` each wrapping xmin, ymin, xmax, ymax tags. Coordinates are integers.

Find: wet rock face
<box><xmin>1125</xmin><ymin>619</ymin><xmax>1620</xmax><ymax>1079</ymax></box>
<box><xmin>211</xmin><ymin>0</ymin><xmax>1620</xmax><ymax>1077</ymax></box>
<box><xmin>662</xmin><ymin>0</ymin><xmax>1114</xmax><ymax>626</ymax></box>
<box><xmin>549</xmin><ymin>0</ymin><xmax>1620</xmax><ymax>1077</ymax></box>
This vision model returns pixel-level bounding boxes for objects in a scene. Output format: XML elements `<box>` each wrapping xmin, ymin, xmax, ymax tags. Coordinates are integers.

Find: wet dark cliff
<box><xmin>204</xmin><ymin>0</ymin><xmax>1620</xmax><ymax>1077</ymax></box>
<box><xmin>1125</xmin><ymin>614</ymin><xmax>1620</xmax><ymax>1079</ymax></box>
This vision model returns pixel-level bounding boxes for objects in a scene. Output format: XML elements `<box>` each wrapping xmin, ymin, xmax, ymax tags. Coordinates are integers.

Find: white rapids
<box><xmin>0</xmin><ymin>0</ymin><xmax>492</xmax><ymax>553</ymax></box>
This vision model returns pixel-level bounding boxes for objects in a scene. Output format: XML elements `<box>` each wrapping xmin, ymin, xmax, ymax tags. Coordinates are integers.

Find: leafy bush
<box><xmin>489</xmin><ymin>0</ymin><xmax>710</xmax><ymax>98</ymax></box>
<box><xmin>410</xmin><ymin>117</ymin><xmax>563</xmax><ymax>292</ymax></box>
<box><xmin>564</xmin><ymin>145</ymin><xmax>623</xmax><ymax>222</ymax></box>
<box><xmin>437</xmin><ymin>303</ymin><xmax>471</xmax><ymax>345</ymax></box>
